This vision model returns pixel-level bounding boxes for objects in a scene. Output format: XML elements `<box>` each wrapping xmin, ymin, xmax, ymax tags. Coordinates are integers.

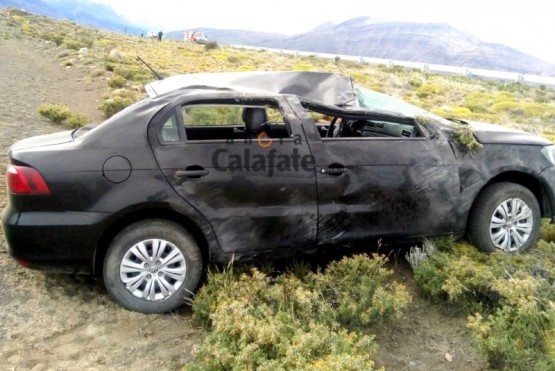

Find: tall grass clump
<box><xmin>187</xmin><ymin>254</ymin><xmax>411</xmax><ymax>370</ymax></box>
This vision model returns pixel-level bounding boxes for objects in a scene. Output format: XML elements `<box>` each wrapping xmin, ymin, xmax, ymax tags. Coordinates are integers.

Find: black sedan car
<box><xmin>4</xmin><ymin>71</ymin><xmax>555</xmax><ymax>313</ymax></box>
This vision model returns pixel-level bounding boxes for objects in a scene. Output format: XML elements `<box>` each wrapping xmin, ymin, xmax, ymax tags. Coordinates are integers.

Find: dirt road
<box><xmin>0</xmin><ymin>37</ymin><xmax>202</xmax><ymax>370</ymax></box>
<box><xmin>0</xmin><ymin>36</ymin><xmax>486</xmax><ymax>370</ymax></box>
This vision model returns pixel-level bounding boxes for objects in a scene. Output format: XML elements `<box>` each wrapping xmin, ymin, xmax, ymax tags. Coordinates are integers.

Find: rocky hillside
<box><xmin>168</xmin><ymin>16</ymin><xmax>555</xmax><ymax>76</ymax></box>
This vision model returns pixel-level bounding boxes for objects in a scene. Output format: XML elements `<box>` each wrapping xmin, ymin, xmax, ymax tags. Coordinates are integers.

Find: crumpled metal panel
<box><xmin>145</xmin><ymin>71</ymin><xmax>356</xmax><ymax>107</ymax></box>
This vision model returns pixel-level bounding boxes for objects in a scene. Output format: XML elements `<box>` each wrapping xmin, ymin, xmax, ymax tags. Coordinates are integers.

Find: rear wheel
<box><xmin>468</xmin><ymin>182</ymin><xmax>540</xmax><ymax>253</ymax></box>
<box><xmin>103</xmin><ymin>219</ymin><xmax>203</xmax><ymax>313</ymax></box>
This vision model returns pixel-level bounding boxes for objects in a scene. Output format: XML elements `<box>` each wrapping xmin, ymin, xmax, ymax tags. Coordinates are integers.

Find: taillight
<box><xmin>7</xmin><ymin>164</ymin><xmax>52</xmax><ymax>195</ymax></box>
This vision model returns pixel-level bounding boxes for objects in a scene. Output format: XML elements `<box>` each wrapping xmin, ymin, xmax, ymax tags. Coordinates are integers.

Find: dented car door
<box><xmin>288</xmin><ymin>97</ymin><xmax>460</xmax><ymax>245</ymax></box>
<box><xmin>151</xmin><ymin>96</ymin><xmax>318</xmax><ymax>254</ymax></box>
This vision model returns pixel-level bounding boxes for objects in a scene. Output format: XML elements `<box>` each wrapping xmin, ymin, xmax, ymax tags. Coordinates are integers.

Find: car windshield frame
<box><xmin>354</xmin><ymin>86</ymin><xmax>454</xmax><ymax>127</ymax></box>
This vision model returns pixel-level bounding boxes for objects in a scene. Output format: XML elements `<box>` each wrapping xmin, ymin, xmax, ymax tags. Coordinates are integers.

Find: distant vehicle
<box><xmin>4</xmin><ymin>71</ymin><xmax>555</xmax><ymax>313</ymax></box>
<box><xmin>189</xmin><ymin>31</ymin><xmax>208</xmax><ymax>44</ymax></box>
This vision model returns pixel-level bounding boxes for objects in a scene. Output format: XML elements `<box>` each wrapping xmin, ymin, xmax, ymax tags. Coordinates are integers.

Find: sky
<box><xmin>91</xmin><ymin>0</ymin><xmax>555</xmax><ymax>64</ymax></box>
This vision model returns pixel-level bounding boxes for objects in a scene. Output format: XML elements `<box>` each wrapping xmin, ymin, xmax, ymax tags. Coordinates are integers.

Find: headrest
<box><xmin>242</xmin><ymin>108</ymin><xmax>268</xmax><ymax>134</ymax></box>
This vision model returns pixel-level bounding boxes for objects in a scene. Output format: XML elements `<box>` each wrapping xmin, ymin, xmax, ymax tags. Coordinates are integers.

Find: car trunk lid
<box><xmin>9</xmin><ymin>130</ymin><xmax>74</xmax><ymax>151</ymax></box>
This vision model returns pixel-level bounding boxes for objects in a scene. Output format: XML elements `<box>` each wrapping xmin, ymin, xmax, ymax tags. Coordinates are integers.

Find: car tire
<box><xmin>468</xmin><ymin>182</ymin><xmax>540</xmax><ymax>253</ymax></box>
<box><xmin>103</xmin><ymin>219</ymin><xmax>203</xmax><ymax>313</ymax></box>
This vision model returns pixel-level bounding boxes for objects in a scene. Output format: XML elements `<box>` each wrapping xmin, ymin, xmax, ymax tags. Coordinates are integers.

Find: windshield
<box><xmin>354</xmin><ymin>86</ymin><xmax>452</xmax><ymax>126</ymax></box>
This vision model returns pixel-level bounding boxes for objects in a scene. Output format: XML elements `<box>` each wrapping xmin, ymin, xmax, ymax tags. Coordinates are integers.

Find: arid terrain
<box><xmin>0</xmin><ymin>37</ymin><xmax>488</xmax><ymax>370</ymax></box>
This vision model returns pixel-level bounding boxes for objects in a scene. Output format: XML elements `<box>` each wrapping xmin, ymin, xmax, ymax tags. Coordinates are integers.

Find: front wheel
<box><xmin>468</xmin><ymin>182</ymin><xmax>540</xmax><ymax>253</ymax></box>
<box><xmin>103</xmin><ymin>219</ymin><xmax>203</xmax><ymax>313</ymax></box>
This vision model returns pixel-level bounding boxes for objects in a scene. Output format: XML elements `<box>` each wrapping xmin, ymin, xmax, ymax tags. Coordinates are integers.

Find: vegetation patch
<box><xmin>38</xmin><ymin>103</ymin><xmax>89</xmax><ymax>128</ymax></box>
<box><xmin>454</xmin><ymin>125</ymin><xmax>483</xmax><ymax>152</ymax></box>
<box><xmin>98</xmin><ymin>95</ymin><xmax>134</xmax><ymax>118</ymax></box>
<box><xmin>188</xmin><ymin>254</ymin><xmax>411</xmax><ymax>370</ymax></box>
<box><xmin>38</xmin><ymin>103</ymin><xmax>71</xmax><ymax>124</ymax></box>
<box><xmin>408</xmin><ymin>236</ymin><xmax>555</xmax><ymax>369</ymax></box>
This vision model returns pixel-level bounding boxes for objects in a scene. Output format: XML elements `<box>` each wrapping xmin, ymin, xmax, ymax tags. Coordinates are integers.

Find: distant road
<box><xmin>231</xmin><ymin>45</ymin><xmax>555</xmax><ymax>89</ymax></box>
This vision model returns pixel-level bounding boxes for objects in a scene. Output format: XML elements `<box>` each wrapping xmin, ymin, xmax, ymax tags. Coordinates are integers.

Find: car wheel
<box><xmin>468</xmin><ymin>182</ymin><xmax>540</xmax><ymax>253</ymax></box>
<box><xmin>103</xmin><ymin>219</ymin><xmax>203</xmax><ymax>313</ymax></box>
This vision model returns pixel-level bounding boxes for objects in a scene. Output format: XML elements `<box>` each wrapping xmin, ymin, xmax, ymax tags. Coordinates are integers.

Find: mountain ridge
<box><xmin>0</xmin><ymin>0</ymin><xmax>144</xmax><ymax>34</ymax></box>
<box><xmin>167</xmin><ymin>17</ymin><xmax>555</xmax><ymax>76</ymax></box>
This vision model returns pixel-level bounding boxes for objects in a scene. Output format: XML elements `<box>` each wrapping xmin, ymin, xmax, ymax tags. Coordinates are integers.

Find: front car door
<box><xmin>287</xmin><ymin>96</ymin><xmax>460</xmax><ymax>245</ymax></box>
<box><xmin>150</xmin><ymin>95</ymin><xmax>318</xmax><ymax>254</ymax></box>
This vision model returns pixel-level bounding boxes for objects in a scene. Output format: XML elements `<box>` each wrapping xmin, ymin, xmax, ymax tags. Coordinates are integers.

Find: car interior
<box><xmin>316</xmin><ymin>117</ymin><xmax>420</xmax><ymax>138</ymax></box>
<box><xmin>159</xmin><ymin>104</ymin><xmax>291</xmax><ymax>143</ymax></box>
<box><xmin>304</xmin><ymin>103</ymin><xmax>422</xmax><ymax>139</ymax></box>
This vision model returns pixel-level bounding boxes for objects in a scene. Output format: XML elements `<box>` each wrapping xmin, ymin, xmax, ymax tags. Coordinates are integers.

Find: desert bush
<box><xmin>113</xmin><ymin>64</ymin><xmax>144</xmax><ymax>80</ymax></box>
<box><xmin>67</xmin><ymin>112</ymin><xmax>89</xmax><ymax>128</ymax></box>
<box><xmin>189</xmin><ymin>254</ymin><xmax>410</xmax><ymax>369</ymax></box>
<box><xmin>98</xmin><ymin>94</ymin><xmax>134</xmax><ymax>118</ymax></box>
<box><xmin>415</xmin><ymin>84</ymin><xmax>444</xmax><ymax>98</ymax></box>
<box><xmin>38</xmin><ymin>103</ymin><xmax>89</xmax><ymax>128</ymax></box>
<box><xmin>38</xmin><ymin>103</ymin><xmax>71</xmax><ymax>124</ymax></box>
<box><xmin>40</xmin><ymin>32</ymin><xmax>64</xmax><ymax>46</ymax></box>
<box><xmin>413</xmin><ymin>239</ymin><xmax>555</xmax><ymax>369</ymax></box>
<box><xmin>491</xmin><ymin>101</ymin><xmax>521</xmax><ymax>113</ymax></box>
<box><xmin>204</xmin><ymin>41</ymin><xmax>219</xmax><ymax>51</ymax></box>
<box><xmin>108</xmin><ymin>75</ymin><xmax>127</xmax><ymax>89</ymax></box>
<box><xmin>452</xmin><ymin>106</ymin><xmax>473</xmax><ymax>119</ymax></box>
<box><xmin>102</xmin><ymin>56</ymin><xmax>120</xmax><ymax>72</ymax></box>
<box><xmin>227</xmin><ymin>55</ymin><xmax>240</xmax><ymax>64</ymax></box>
<box><xmin>309</xmin><ymin>254</ymin><xmax>411</xmax><ymax>328</ymax></box>
<box><xmin>293</xmin><ymin>64</ymin><xmax>314</xmax><ymax>71</ymax></box>
<box><xmin>540</xmin><ymin>219</ymin><xmax>555</xmax><ymax>242</ymax></box>
<box><xmin>467</xmin><ymin>269</ymin><xmax>555</xmax><ymax>369</ymax></box>
<box><xmin>63</xmin><ymin>38</ymin><xmax>85</xmax><ymax>50</ymax></box>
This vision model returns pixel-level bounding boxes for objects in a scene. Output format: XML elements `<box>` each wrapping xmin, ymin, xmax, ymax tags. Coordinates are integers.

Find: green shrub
<box><xmin>309</xmin><ymin>254</ymin><xmax>411</xmax><ymax>328</ymax></box>
<box><xmin>189</xmin><ymin>254</ymin><xmax>410</xmax><ymax>369</ymax></box>
<box><xmin>41</xmin><ymin>32</ymin><xmax>64</xmax><ymax>46</ymax></box>
<box><xmin>113</xmin><ymin>65</ymin><xmax>144</xmax><ymax>80</ymax></box>
<box><xmin>293</xmin><ymin>64</ymin><xmax>314</xmax><ymax>71</ymax></box>
<box><xmin>413</xmin><ymin>239</ymin><xmax>555</xmax><ymax>369</ymax></box>
<box><xmin>98</xmin><ymin>95</ymin><xmax>134</xmax><ymax>118</ymax></box>
<box><xmin>467</xmin><ymin>273</ymin><xmax>555</xmax><ymax>369</ymax></box>
<box><xmin>38</xmin><ymin>103</ymin><xmax>71</xmax><ymax>124</ymax></box>
<box><xmin>204</xmin><ymin>41</ymin><xmax>219</xmax><ymax>51</ymax></box>
<box><xmin>67</xmin><ymin>112</ymin><xmax>89</xmax><ymax>128</ymax></box>
<box><xmin>415</xmin><ymin>84</ymin><xmax>444</xmax><ymax>98</ymax></box>
<box><xmin>540</xmin><ymin>219</ymin><xmax>555</xmax><ymax>243</ymax></box>
<box><xmin>491</xmin><ymin>101</ymin><xmax>520</xmax><ymax>113</ymax></box>
<box><xmin>227</xmin><ymin>56</ymin><xmax>240</xmax><ymax>64</ymax></box>
<box><xmin>108</xmin><ymin>75</ymin><xmax>127</xmax><ymax>89</ymax></box>
<box><xmin>63</xmin><ymin>38</ymin><xmax>84</xmax><ymax>50</ymax></box>
<box><xmin>453</xmin><ymin>106</ymin><xmax>473</xmax><ymax>119</ymax></box>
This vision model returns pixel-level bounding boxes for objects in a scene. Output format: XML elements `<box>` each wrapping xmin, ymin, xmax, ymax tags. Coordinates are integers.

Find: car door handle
<box><xmin>321</xmin><ymin>164</ymin><xmax>348</xmax><ymax>176</ymax></box>
<box><xmin>175</xmin><ymin>167</ymin><xmax>209</xmax><ymax>179</ymax></box>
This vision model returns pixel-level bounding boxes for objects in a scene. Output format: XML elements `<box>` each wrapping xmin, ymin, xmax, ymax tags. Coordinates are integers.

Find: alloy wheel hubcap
<box><xmin>119</xmin><ymin>239</ymin><xmax>186</xmax><ymax>301</ymax></box>
<box><xmin>489</xmin><ymin>198</ymin><xmax>533</xmax><ymax>252</ymax></box>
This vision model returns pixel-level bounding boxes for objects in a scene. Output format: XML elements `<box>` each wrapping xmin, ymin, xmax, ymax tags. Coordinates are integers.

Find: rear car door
<box><xmin>150</xmin><ymin>96</ymin><xmax>317</xmax><ymax>253</ymax></box>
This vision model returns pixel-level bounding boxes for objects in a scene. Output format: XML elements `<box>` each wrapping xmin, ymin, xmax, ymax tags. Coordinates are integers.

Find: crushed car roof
<box><xmin>144</xmin><ymin>71</ymin><xmax>356</xmax><ymax>107</ymax></box>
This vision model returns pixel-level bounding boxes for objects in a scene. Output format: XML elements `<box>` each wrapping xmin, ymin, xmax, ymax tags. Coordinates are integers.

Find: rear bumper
<box><xmin>2</xmin><ymin>206</ymin><xmax>111</xmax><ymax>273</ymax></box>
